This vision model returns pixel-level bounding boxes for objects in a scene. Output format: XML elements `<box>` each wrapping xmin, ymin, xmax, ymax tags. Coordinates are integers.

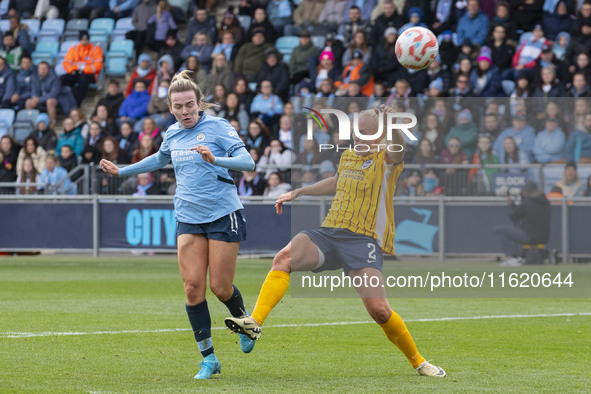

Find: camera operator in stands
<box><xmin>494</xmin><ymin>180</ymin><xmax>551</xmax><ymax>266</ymax></box>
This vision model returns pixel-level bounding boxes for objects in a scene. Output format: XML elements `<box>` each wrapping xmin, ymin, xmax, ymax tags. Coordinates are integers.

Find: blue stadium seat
<box><xmin>0</xmin><ymin>0</ymin><xmax>8</xmax><ymax>16</ymax></box>
<box><xmin>54</xmin><ymin>55</ymin><xmax>67</xmax><ymax>76</ymax></box>
<box><xmin>38</xmin><ymin>19</ymin><xmax>65</xmax><ymax>42</ymax></box>
<box><xmin>0</xmin><ymin>20</ymin><xmax>9</xmax><ymax>33</ymax></box>
<box><xmin>0</xmin><ymin>108</ymin><xmax>15</xmax><ymax>138</ymax></box>
<box><xmin>108</xmin><ymin>39</ymin><xmax>134</xmax><ymax>60</ymax></box>
<box><xmin>32</xmin><ymin>41</ymin><xmax>59</xmax><ymax>65</ymax></box>
<box><xmin>63</xmin><ymin>18</ymin><xmax>89</xmax><ymax>42</ymax></box>
<box><xmin>276</xmin><ymin>36</ymin><xmax>299</xmax><ymax>58</ymax></box>
<box><xmin>21</xmin><ymin>19</ymin><xmax>41</xmax><ymax>40</ymax></box>
<box><xmin>502</xmin><ymin>80</ymin><xmax>515</xmax><ymax>96</ymax></box>
<box><xmin>12</xmin><ymin>124</ymin><xmax>32</xmax><ymax>144</ymax></box>
<box><xmin>88</xmin><ymin>17</ymin><xmax>114</xmax><ymax>43</ymax></box>
<box><xmin>58</xmin><ymin>40</ymin><xmax>79</xmax><ymax>57</ymax></box>
<box><xmin>168</xmin><ymin>0</ymin><xmax>191</xmax><ymax>12</ymax></box>
<box><xmin>112</xmin><ymin>18</ymin><xmax>133</xmax><ymax>41</ymax></box>
<box><xmin>15</xmin><ymin>109</ymin><xmax>40</xmax><ymax>125</ymax></box>
<box><xmin>105</xmin><ymin>55</ymin><xmax>127</xmax><ymax>77</ymax></box>
<box><xmin>12</xmin><ymin>109</ymin><xmax>39</xmax><ymax>143</ymax></box>
<box><xmin>311</xmin><ymin>35</ymin><xmax>325</xmax><ymax>49</ymax></box>
<box><xmin>237</xmin><ymin>15</ymin><xmax>251</xmax><ymax>31</ymax></box>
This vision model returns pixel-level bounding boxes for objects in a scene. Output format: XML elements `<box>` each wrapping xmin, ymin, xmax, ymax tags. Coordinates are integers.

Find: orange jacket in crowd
<box><xmin>63</xmin><ymin>43</ymin><xmax>103</xmax><ymax>79</ymax></box>
<box><xmin>334</xmin><ymin>61</ymin><xmax>374</xmax><ymax>97</ymax></box>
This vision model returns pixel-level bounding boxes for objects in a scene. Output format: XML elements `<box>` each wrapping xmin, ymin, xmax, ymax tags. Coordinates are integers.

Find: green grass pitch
<box><xmin>1</xmin><ymin>256</ymin><xmax>590</xmax><ymax>393</ymax></box>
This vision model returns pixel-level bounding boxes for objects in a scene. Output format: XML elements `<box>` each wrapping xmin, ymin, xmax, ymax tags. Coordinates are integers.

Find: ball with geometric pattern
<box><xmin>395</xmin><ymin>27</ymin><xmax>439</xmax><ymax>70</ymax></box>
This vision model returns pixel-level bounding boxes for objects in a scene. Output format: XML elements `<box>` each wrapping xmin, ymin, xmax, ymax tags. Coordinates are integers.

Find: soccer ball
<box><xmin>395</xmin><ymin>27</ymin><xmax>439</xmax><ymax>70</ymax></box>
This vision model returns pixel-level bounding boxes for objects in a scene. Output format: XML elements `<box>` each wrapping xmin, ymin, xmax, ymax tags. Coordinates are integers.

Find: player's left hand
<box><xmin>191</xmin><ymin>145</ymin><xmax>215</xmax><ymax>164</ymax></box>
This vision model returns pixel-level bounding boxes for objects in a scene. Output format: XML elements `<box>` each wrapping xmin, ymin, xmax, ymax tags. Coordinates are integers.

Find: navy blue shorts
<box><xmin>177</xmin><ymin>210</ymin><xmax>247</xmax><ymax>243</ymax></box>
<box><xmin>300</xmin><ymin>227</ymin><xmax>383</xmax><ymax>274</ymax></box>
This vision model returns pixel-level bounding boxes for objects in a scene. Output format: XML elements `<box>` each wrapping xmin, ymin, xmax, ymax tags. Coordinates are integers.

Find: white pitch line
<box><xmin>1</xmin><ymin>312</ymin><xmax>589</xmax><ymax>339</ymax></box>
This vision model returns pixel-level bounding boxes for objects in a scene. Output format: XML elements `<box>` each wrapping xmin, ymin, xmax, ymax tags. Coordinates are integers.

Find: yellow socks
<box><xmin>379</xmin><ymin>310</ymin><xmax>425</xmax><ymax>368</ymax></box>
<box><xmin>251</xmin><ymin>270</ymin><xmax>290</xmax><ymax>326</ymax></box>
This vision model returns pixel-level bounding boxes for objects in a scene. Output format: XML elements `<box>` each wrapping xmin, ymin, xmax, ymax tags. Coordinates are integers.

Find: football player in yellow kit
<box><xmin>226</xmin><ymin>104</ymin><xmax>446</xmax><ymax>377</ymax></box>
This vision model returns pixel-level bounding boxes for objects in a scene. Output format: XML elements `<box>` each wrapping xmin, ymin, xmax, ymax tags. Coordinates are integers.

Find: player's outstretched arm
<box><xmin>376</xmin><ymin>104</ymin><xmax>406</xmax><ymax>165</ymax></box>
<box><xmin>101</xmin><ymin>152</ymin><xmax>170</xmax><ymax>177</ymax></box>
<box><xmin>275</xmin><ymin>175</ymin><xmax>338</xmax><ymax>214</ymax></box>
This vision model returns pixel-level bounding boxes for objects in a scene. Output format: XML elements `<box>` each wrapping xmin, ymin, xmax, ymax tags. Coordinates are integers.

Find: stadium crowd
<box><xmin>0</xmin><ymin>0</ymin><xmax>591</xmax><ymax>198</ymax></box>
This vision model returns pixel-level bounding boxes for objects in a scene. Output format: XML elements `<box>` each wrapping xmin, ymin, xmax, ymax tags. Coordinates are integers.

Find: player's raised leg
<box><xmin>349</xmin><ymin>268</ymin><xmax>446</xmax><ymax>377</ymax></box>
<box><xmin>178</xmin><ymin>234</ymin><xmax>221</xmax><ymax>379</ymax></box>
<box><xmin>208</xmin><ymin>239</ymin><xmax>254</xmax><ymax>353</ymax></box>
<box><xmin>225</xmin><ymin>232</ymin><xmax>320</xmax><ymax>340</ymax></box>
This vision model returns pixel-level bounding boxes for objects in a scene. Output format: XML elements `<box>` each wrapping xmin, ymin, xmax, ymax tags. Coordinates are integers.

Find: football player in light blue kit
<box><xmin>100</xmin><ymin>70</ymin><xmax>256</xmax><ymax>379</ymax></box>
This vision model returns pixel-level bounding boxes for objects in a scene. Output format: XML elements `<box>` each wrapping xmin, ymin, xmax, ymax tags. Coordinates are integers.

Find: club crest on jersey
<box><xmin>361</xmin><ymin>159</ymin><xmax>373</xmax><ymax>169</ymax></box>
<box><xmin>196</xmin><ymin>133</ymin><xmax>205</xmax><ymax>142</ymax></box>
<box><xmin>228</xmin><ymin>131</ymin><xmax>237</xmax><ymax>138</ymax></box>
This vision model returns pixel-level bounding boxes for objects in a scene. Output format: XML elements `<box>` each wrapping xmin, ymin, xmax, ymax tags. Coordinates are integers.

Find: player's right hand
<box><xmin>99</xmin><ymin>159</ymin><xmax>119</xmax><ymax>176</ymax></box>
<box><xmin>275</xmin><ymin>191</ymin><xmax>294</xmax><ymax>215</ymax></box>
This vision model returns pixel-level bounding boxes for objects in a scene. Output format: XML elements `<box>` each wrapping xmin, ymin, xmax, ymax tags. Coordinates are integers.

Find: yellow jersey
<box><xmin>321</xmin><ymin>149</ymin><xmax>404</xmax><ymax>255</ymax></box>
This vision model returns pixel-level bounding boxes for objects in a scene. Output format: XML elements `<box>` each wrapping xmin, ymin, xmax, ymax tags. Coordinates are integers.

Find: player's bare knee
<box><xmin>183</xmin><ymin>280</ymin><xmax>205</xmax><ymax>303</ymax></box>
<box><xmin>271</xmin><ymin>248</ymin><xmax>291</xmax><ymax>272</ymax></box>
<box><xmin>368</xmin><ymin>303</ymin><xmax>392</xmax><ymax>324</ymax></box>
<box><xmin>210</xmin><ymin>283</ymin><xmax>233</xmax><ymax>301</ymax></box>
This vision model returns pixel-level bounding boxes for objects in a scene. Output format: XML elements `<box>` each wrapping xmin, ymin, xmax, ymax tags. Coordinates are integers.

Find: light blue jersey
<box><xmin>119</xmin><ymin>114</ymin><xmax>251</xmax><ymax>224</ymax></box>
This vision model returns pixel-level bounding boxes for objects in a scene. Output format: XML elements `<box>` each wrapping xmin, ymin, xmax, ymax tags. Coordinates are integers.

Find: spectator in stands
<box><xmin>36</xmin><ymin>62</ymin><xmax>61</xmax><ymax>126</ymax></box>
<box><xmin>555</xmin><ymin>161</ymin><xmax>584</xmax><ymax>197</ymax></box>
<box><xmin>370</xmin><ymin>27</ymin><xmax>399</xmax><ymax>87</ymax></box>
<box><xmin>569</xmin><ymin>52</ymin><xmax>591</xmax><ymax>82</ymax></box>
<box><xmin>59</xmin><ymin>144</ymin><xmax>78</xmax><ymax>175</ymax></box>
<box><xmin>0</xmin><ymin>55</ymin><xmax>15</xmax><ymax>108</ymax></box>
<box><xmin>16</xmin><ymin>137</ymin><xmax>46</xmax><ymax>178</ymax></box>
<box><xmin>439</xmin><ymin>136</ymin><xmax>470</xmax><ymax>195</ymax></box>
<box><xmin>57</xmin><ymin>118</ymin><xmax>84</xmax><ymax>158</ymax></box>
<box><xmin>370</xmin><ymin>0</ymin><xmax>404</xmax><ymax>45</ymax></box>
<box><xmin>95</xmin><ymin>80</ymin><xmax>125</xmax><ymax>120</ymax></box>
<box><xmin>6</xmin><ymin>15</ymin><xmax>31</xmax><ymax>54</ymax></box>
<box><xmin>234</xmin><ymin>28</ymin><xmax>273</xmax><ymax>82</ymax></box>
<box><xmin>468</xmin><ymin>134</ymin><xmax>499</xmax><ymax>193</ymax></box>
<box><xmin>487</xmin><ymin>1</ymin><xmax>517</xmax><ymax>42</ymax></box>
<box><xmin>257</xmin><ymin>48</ymin><xmax>290</xmax><ymax>102</ymax></box>
<box><xmin>542</xmin><ymin>1</ymin><xmax>574</xmax><ymax>41</ymax></box>
<box><xmin>499</xmin><ymin>136</ymin><xmax>530</xmax><ymax>173</ymax></box>
<box><xmin>553</xmin><ymin>32</ymin><xmax>570</xmax><ymax>62</ymax></box>
<box><xmin>569</xmin><ymin>72</ymin><xmax>591</xmax><ymax>97</ymax></box>
<box><xmin>565</xmin><ymin>112</ymin><xmax>591</xmax><ymax>163</ymax></box>
<box><xmin>512</xmin><ymin>24</ymin><xmax>546</xmax><ymax>74</ymax></box>
<box><xmin>284</xmin><ymin>0</ymin><xmax>325</xmax><ymax>37</ymax></box>
<box><xmin>258</xmin><ymin>139</ymin><xmax>294</xmax><ymax>179</ymax></box>
<box><xmin>10</xmin><ymin>55</ymin><xmax>39</xmax><ymax>111</ymax></box>
<box><xmin>128</xmin><ymin>0</ymin><xmax>158</xmax><ymax>58</ymax></box>
<box><xmin>218</xmin><ymin>7</ymin><xmax>245</xmax><ymax>45</ymax></box>
<box><xmin>137</xmin><ymin>116</ymin><xmax>163</xmax><ymax>148</ymax></box>
<box><xmin>0</xmin><ymin>32</ymin><xmax>22</xmax><ymax>73</ymax></box>
<box><xmin>28</xmin><ymin>113</ymin><xmax>56</xmax><ymax>152</ymax></box>
<box><xmin>263</xmin><ymin>171</ymin><xmax>291</xmax><ymax>198</ymax></box>
<box><xmin>15</xmin><ymin>157</ymin><xmax>38</xmax><ymax>195</ymax></box>
<box><xmin>494</xmin><ymin>112</ymin><xmax>536</xmax><ymax>161</ymax></box>
<box><xmin>94</xmin><ymin>105</ymin><xmax>118</xmax><ymax>137</ymax></box>
<box><xmin>246</xmin><ymin>119</ymin><xmax>272</xmax><ymax>151</ymax></box>
<box><xmin>147</xmin><ymin>77</ymin><xmax>171</xmax><ymax>129</ymax></box>
<box><xmin>69</xmin><ymin>109</ymin><xmax>89</xmax><ymax>141</ymax></box>
<box><xmin>342</xmin><ymin>30</ymin><xmax>371</xmax><ymax>65</ymax></box>
<box><xmin>531</xmin><ymin>43</ymin><xmax>569</xmax><ymax>87</ymax></box>
<box><xmin>318</xmin><ymin>0</ymin><xmax>348</xmax><ymax>35</ymax></box>
<box><xmin>343</xmin><ymin>0</ymin><xmax>375</xmax><ymax>21</ymax></box>
<box><xmin>38</xmin><ymin>154</ymin><xmax>75</xmax><ymax>195</ymax></box>
<box><xmin>315</xmin><ymin>78</ymin><xmax>336</xmax><ymax>101</ymax></box>
<box><xmin>297</xmin><ymin>138</ymin><xmax>323</xmax><ymax>164</ymax></box>
<box><xmin>119</xmin><ymin>79</ymin><xmax>151</xmax><ymax>124</ymax></box>
<box><xmin>289</xmin><ymin>30</ymin><xmax>318</xmax><ymax>85</ymax></box>
<box><xmin>218</xmin><ymin>93</ymin><xmax>249</xmax><ymax>132</ymax></box>
<box><xmin>401</xmin><ymin>170</ymin><xmax>425</xmax><ymax>196</ymax></box>
<box><xmin>247</xmin><ymin>7</ymin><xmax>278</xmax><ymax>43</ymax></box>
<box><xmin>61</xmin><ymin>31</ymin><xmax>103</xmax><ymax>106</ymax></box>
<box><xmin>132</xmin><ymin>133</ymin><xmax>157</xmax><ymax>163</ymax></box>
<box><xmin>446</xmin><ymin>109</ymin><xmax>479</xmax><ymax>157</ymax></box>
<box><xmin>565</xmin><ymin>18</ymin><xmax>591</xmax><ymax>66</ymax></box>
<box><xmin>158</xmin><ymin>30</ymin><xmax>184</xmax><ymax>69</ymax></box>
<box><xmin>107</xmin><ymin>0</ymin><xmax>140</xmax><ymax>19</ymax></box>
<box><xmin>422</xmin><ymin>113</ymin><xmax>445</xmax><ymax>153</ymax></box>
<box><xmin>0</xmin><ymin>135</ymin><xmax>19</xmax><ymax>184</ymax></box>
<box><xmin>84</xmin><ymin>121</ymin><xmax>106</xmax><ymax>153</ymax></box>
<box><xmin>186</xmin><ymin>8</ymin><xmax>219</xmax><ymax>45</ymax></box>
<box><xmin>399</xmin><ymin>7</ymin><xmax>428</xmax><ymax>33</ymax></box>
<box><xmin>132</xmin><ymin>172</ymin><xmax>164</xmax><ymax>196</ymax></box>
<box><xmin>117</xmin><ymin>121</ymin><xmax>138</xmax><ymax>159</ymax></box>
<box><xmin>335</xmin><ymin>49</ymin><xmax>374</xmax><ymax>97</ymax></box>
<box><xmin>234</xmin><ymin>77</ymin><xmax>255</xmax><ymax>112</ymax></box>
<box><xmin>469</xmin><ymin>47</ymin><xmax>504</xmax><ymax>97</ymax></box>
<box><xmin>532</xmin><ymin>65</ymin><xmax>566</xmax><ymax>116</ymax></box>
<box><xmin>338</xmin><ymin>6</ymin><xmax>371</xmax><ymax>44</ymax></box>
<box><xmin>312</xmin><ymin>48</ymin><xmax>338</xmax><ymax>90</ymax></box>
<box><xmin>486</xmin><ymin>24</ymin><xmax>515</xmax><ymax>79</ymax></box>
<box><xmin>448</xmin><ymin>73</ymin><xmax>476</xmax><ymax>99</ymax></box>
<box><xmin>102</xmin><ymin>135</ymin><xmax>129</xmax><ymax>164</ymax></box>
<box><xmin>495</xmin><ymin>180</ymin><xmax>550</xmax><ymax>266</ymax></box>
<box><xmin>70</xmin><ymin>0</ymin><xmax>109</xmax><ymax>21</ymax></box>
<box><xmin>512</xmin><ymin>0</ymin><xmax>544</xmax><ymax>32</ymax></box>
<box><xmin>481</xmin><ymin>112</ymin><xmax>503</xmax><ymax>140</ymax></box>
<box><xmin>212</xmin><ymin>31</ymin><xmax>236</xmax><ymax>64</ymax></box>
<box><xmin>81</xmin><ymin>145</ymin><xmax>100</xmax><ymax>165</ymax></box>
<box><xmin>276</xmin><ymin>114</ymin><xmax>293</xmax><ymax>149</ymax></box>
<box><xmin>266</xmin><ymin>0</ymin><xmax>293</xmax><ymax>35</ymax></box>
<box><xmin>3</xmin><ymin>0</ymin><xmax>36</xmax><ymax>18</ymax></box>
<box><xmin>250</xmin><ymin>80</ymin><xmax>284</xmax><ymax>125</ymax></box>
<box><xmin>570</xmin><ymin>0</ymin><xmax>591</xmax><ymax>36</ymax></box>
<box><xmin>146</xmin><ymin>0</ymin><xmax>177</xmax><ymax>51</ymax></box>
<box><xmin>181</xmin><ymin>34</ymin><xmax>214</xmax><ymax>73</ymax></box>
<box><xmin>456</xmin><ymin>0</ymin><xmax>489</xmax><ymax>46</ymax></box>
<box><xmin>33</xmin><ymin>0</ymin><xmax>65</xmax><ymax>20</ymax></box>
<box><xmin>125</xmin><ymin>54</ymin><xmax>157</xmax><ymax>98</ymax></box>
<box><xmin>206</xmin><ymin>54</ymin><xmax>235</xmax><ymax>97</ymax></box>
<box><xmin>238</xmin><ymin>169</ymin><xmax>266</xmax><ymax>196</ymax></box>
<box><xmin>533</xmin><ymin>115</ymin><xmax>566</xmax><ymax>163</ymax></box>
<box><xmin>570</xmin><ymin>97</ymin><xmax>589</xmax><ymax>130</ymax></box>
<box><xmin>415</xmin><ymin>138</ymin><xmax>438</xmax><ymax>165</ymax></box>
